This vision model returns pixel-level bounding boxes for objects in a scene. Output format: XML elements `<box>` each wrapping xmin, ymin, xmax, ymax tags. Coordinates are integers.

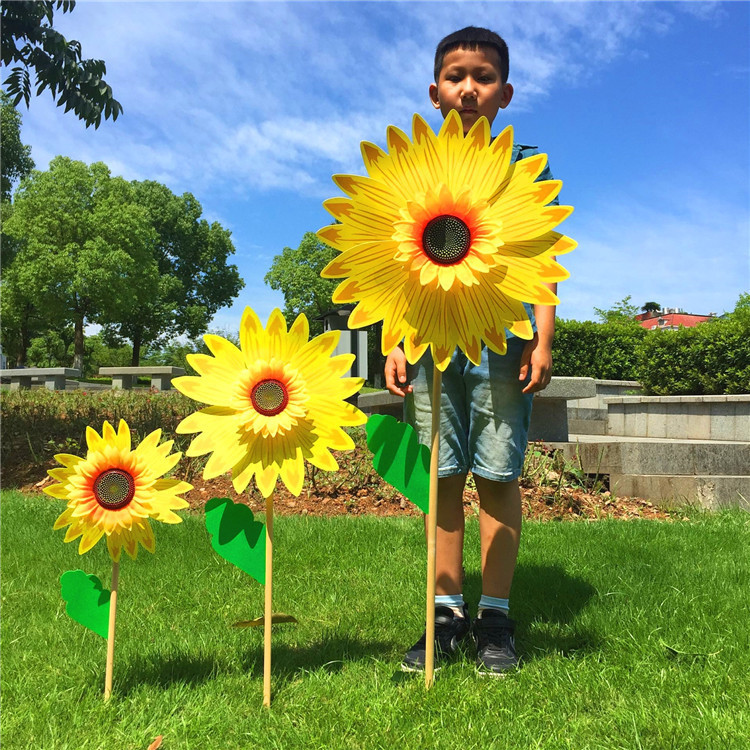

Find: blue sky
<box><xmin>15</xmin><ymin>0</ymin><xmax>750</xmax><ymax>331</ymax></box>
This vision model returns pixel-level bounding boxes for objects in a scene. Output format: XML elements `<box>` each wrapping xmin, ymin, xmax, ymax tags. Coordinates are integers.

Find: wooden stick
<box><xmin>262</xmin><ymin>491</ymin><xmax>274</xmax><ymax>707</ymax></box>
<box><xmin>424</xmin><ymin>364</ymin><xmax>442</xmax><ymax>688</ymax></box>
<box><xmin>104</xmin><ymin>559</ymin><xmax>120</xmax><ymax>701</ymax></box>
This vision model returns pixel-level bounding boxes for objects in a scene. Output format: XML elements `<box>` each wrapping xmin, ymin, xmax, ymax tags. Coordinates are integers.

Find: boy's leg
<box><xmin>433</xmin><ymin>473</ymin><xmax>467</xmax><ymax>595</ymax></box>
<box><xmin>473</xmin><ymin>475</ymin><xmax>522</xmax><ymax>676</ymax></box>
<box><xmin>475</xmin><ymin>476</ymin><xmax>522</xmax><ymax>598</ymax></box>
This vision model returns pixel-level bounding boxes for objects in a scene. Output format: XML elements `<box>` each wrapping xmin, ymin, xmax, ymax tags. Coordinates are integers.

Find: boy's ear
<box><xmin>429</xmin><ymin>83</ymin><xmax>441</xmax><ymax>110</ymax></box>
<box><xmin>500</xmin><ymin>83</ymin><xmax>514</xmax><ymax>109</ymax></box>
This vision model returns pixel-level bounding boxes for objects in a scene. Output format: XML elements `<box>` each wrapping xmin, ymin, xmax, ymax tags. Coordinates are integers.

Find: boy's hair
<box><xmin>434</xmin><ymin>26</ymin><xmax>509</xmax><ymax>85</ymax></box>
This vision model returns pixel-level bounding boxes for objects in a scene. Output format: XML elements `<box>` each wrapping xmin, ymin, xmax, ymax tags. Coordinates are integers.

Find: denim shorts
<box><xmin>404</xmin><ymin>337</ymin><xmax>534</xmax><ymax>482</ymax></box>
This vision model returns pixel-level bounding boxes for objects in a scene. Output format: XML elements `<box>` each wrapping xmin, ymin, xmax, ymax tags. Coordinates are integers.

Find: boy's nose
<box><xmin>460</xmin><ymin>77</ymin><xmax>478</xmax><ymax>98</ymax></box>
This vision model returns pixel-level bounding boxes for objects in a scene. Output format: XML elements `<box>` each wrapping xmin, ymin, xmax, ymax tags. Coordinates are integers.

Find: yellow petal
<box><xmin>255</xmin><ymin>465</ymin><xmax>279</xmax><ymax>498</ymax></box>
<box><xmin>279</xmin><ymin>452</ymin><xmax>305</xmax><ymax>496</ymax></box>
<box><xmin>44</xmin><ymin>482</ymin><xmax>71</xmax><ymax>500</ymax></box>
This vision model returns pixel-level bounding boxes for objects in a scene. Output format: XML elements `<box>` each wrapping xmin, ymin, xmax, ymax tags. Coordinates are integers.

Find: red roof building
<box><xmin>636</xmin><ymin>308</ymin><xmax>716</xmax><ymax>330</ymax></box>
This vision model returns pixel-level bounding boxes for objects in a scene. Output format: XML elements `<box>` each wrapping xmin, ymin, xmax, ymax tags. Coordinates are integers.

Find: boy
<box><xmin>385</xmin><ymin>26</ymin><xmax>559</xmax><ymax>676</ymax></box>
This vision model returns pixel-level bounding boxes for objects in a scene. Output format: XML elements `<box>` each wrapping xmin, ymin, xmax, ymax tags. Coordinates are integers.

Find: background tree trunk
<box><xmin>130</xmin><ymin>326</ymin><xmax>142</xmax><ymax>366</ymax></box>
<box><xmin>72</xmin><ymin>319</ymin><xmax>84</xmax><ymax>373</ymax></box>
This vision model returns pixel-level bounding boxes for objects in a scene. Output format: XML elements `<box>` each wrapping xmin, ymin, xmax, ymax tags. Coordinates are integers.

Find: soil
<box><xmin>22</xmin><ymin>463</ymin><xmax>677</xmax><ymax>523</ymax></box>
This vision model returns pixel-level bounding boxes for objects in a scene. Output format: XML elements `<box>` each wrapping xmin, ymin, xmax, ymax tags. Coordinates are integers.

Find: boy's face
<box><xmin>429</xmin><ymin>45</ymin><xmax>513</xmax><ymax>134</ymax></box>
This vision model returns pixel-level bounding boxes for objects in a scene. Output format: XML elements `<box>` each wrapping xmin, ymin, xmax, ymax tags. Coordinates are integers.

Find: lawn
<box><xmin>2</xmin><ymin>491</ymin><xmax>748</xmax><ymax>749</ymax></box>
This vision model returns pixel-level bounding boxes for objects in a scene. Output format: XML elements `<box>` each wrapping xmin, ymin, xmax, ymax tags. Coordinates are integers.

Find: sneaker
<box><xmin>401</xmin><ymin>605</ymin><xmax>472</xmax><ymax>672</ymax></box>
<box><xmin>473</xmin><ymin>609</ymin><xmax>519</xmax><ymax>677</ymax></box>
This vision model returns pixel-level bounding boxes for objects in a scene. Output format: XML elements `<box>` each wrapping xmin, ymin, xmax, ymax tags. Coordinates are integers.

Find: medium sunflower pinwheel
<box><xmin>318</xmin><ymin>110</ymin><xmax>576</xmax><ymax>370</ymax></box>
<box><xmin>173</xmin><ymin>306</ymin><xmax>366</xmax><ymax>497</ymax></box>
<box><xmin>174</xmin><ymin>306</ymin><xmax>366</xmax><ymax>706</ymax></box>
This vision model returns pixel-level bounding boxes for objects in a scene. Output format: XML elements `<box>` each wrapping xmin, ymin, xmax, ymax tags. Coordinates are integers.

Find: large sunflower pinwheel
<box><xmin>44</xmin><ymin>420</ymin><xmax>190</xmax><ymax>561</ymax></box>
<box><xmin>174</xmin><ymin>307</ymin><xmax>366</xmax><ymax>498</ymax></box>
<box><xmin>318</xmin><ymin>110</ymin><xmax>576</xmax><ymax>370</ymax></box>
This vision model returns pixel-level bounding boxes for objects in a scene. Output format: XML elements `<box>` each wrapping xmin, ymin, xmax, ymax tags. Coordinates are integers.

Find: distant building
<box><xmin>636</xmin><ymin>307</ymin><xmax>716</xmax><ymax>331</ymax></box>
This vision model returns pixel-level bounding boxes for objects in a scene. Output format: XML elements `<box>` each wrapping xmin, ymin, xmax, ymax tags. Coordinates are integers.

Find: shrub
<box><xmin>637</xmin><ymin>319</ymin><xmax>750</xmax><ymax>395</ymax></box>
<box><xmin>552</xmin><ymin>319</ymin><xmax>646</xmax><ymax>380</ymax></box>
<box><xmin>0</xmin><ymin>389</ymin><xmax>198</xmax><ymax>478</ymax></box>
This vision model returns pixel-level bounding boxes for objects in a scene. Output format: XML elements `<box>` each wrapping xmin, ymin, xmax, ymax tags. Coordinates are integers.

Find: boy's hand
<box><xmin>385</xmin><ymin>347</ymin><xmax>412</xmax><ymax>397</ymax></box>
<box><xmin>519</xmin><ymin>334</ymin><xmax>552</xmax><ymax>394</ymax></box>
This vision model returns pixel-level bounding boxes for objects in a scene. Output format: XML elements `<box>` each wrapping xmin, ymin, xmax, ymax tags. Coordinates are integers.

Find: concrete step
<box><xmin>567</xmin><ymin>407</ymin><xmax>607</xmax><ymax>435</ymax></box>
<box><xmin>552</xmin><ymin>438</ymin><xmax>750</xmax><ymax>477</ymax></box>
<box><xmin>609</xmin><ymin>474</ymin><xmax>749</xmax><ymax>510</ymax></box>
<box><xmin>568</xmin><ymin>419</ymin><xmax>607</xmax><ymax>435</ymax></box>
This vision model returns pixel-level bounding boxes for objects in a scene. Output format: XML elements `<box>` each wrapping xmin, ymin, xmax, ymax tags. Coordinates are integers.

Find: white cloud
<box><xmin>18</xmin><ymin>0</ymin><xmax>691</xmax><ymax>196</ymax></box>
<box><xmin>560</xmin><ymin>187</ymin><xmax>750</xmax><ymax>321</ymax></box>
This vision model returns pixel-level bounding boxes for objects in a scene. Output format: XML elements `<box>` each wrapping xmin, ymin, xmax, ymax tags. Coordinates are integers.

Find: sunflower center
<box><xmin>422</xmin><ymin>214</ymin><xmax>471</xmax><ymax>265</ymax></box>
<box><xmin>251</xmin><ymin>378</ymin><xmax>289</xmax><ymax>416</ymax></box>
<box><xmin>93</xmin><ymin>469</ymin><xmax>135</xmax><ymax>510</ymax></box>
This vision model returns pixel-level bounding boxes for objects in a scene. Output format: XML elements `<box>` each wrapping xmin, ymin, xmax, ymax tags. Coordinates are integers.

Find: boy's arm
<box><xmin>519</xmin><ymin>278</ymin><xmax>557</xmax><ymax>394</ymax></box>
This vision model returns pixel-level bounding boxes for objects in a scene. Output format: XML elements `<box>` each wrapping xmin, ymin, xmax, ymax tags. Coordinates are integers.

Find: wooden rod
<box><xmin>104</xmin><ymin>559</ymin><xmax>120</xmax><ymax>701</ymax></box>
<box><xmin>424</xmin><ymin>364</ymin><xmax>442</xmax><ymax>688</ymax></box>
<box><xmin>262</xmin><ymin>492</ymin><xmax>274</xmax><ymax>707</ymax></box>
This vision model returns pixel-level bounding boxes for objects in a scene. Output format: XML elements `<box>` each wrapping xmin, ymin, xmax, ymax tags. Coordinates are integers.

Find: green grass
<box><xmin>2</xmin><ymin>492</ymin><xmax>749</xmax><ymax>749</ymax></box>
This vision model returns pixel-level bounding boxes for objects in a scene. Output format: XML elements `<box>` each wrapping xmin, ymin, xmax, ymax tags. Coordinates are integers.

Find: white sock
<box><xmin>478</xmin><ymin>594</ymin><xmax>509</xmax><ymax>615</ymax></box>
<box><xmin>435</xmin><ymin>593</ymin><xmax>465</xmax><ymax>617</ymax></box>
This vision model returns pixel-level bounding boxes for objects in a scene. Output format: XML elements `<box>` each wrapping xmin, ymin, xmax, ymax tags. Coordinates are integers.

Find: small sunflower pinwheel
<box><xmin>45</xmin><ymin>419</ymin><xmax>191</xmax><ymax>699</ymax></box>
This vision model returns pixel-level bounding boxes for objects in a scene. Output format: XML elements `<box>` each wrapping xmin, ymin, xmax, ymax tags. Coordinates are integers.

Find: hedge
<box><xmin>551</xmin><ymin>318</ymin><xmax>749</xmax><ymax>394</ymax></box>
<box><xmin>551</xmin><ymin>320</ymin><xmax>646</xmax><ymax>381</ymax></box>
<box><xmin>637</xmin><ymin>319</ymin><xmax>750</xmax><ymax>395</ymax></box>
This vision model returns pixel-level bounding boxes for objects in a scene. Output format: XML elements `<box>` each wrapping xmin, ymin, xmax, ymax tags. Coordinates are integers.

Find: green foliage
<box><xmin>2</xmin><ymin>157</ymin><xmax>160</xmax><ymax>370</ymax></box>
<box><xmin>553</xmin><ymin>298</ymin><xmax>750</xmax><ymax>394</ymax></box>
<box><xmin>80</xmin><ymin>333</ymin><xmax>132</xmax><ymax>376</ymax></box>
<box><xmin>637</xmin><ymin>318</ymin><xmax>750</xmax><ymax>395</ymax></box>
<box><xmin>552</xmin><ymin>319</ymin><xmax>647</xmax><ymax>380</ymax></box>
<box><xmin>0</xmin><ymin>91</ymin><xmax>34</xmax><ymax>203</ymax></box>
<box><xmin>1</xmin><ymin>1</ymin><xmax>122</xmax><ymax>128</ymax></box>
<box><xmin>593</xmin><ymin>294</ymin><xmax>640</xmax><ymax>324</ymax></box>
<box><xmin>726</xmin><ymin>292</ymin><xmax>750</xmax><ymax>327</ymax></box>
<box><xmin>26</xmin><ymin>329</ymin><xmax>69</xmax><ymax>368</ymax></box>
<box><xmin>0</xmin><ymin>389</ymin><xmax>197</xmax><ymax>477</ymax></box>
<box><xmin>3</xmin><ymin>492</ymin><xmax>750</xmax><ymax>748</ymax></box>
<box><xmin>265</xmin><ymin>232</ymin><xmax>339</xmax><ymax>335</ymax></box>
<box><xmin>641</xmin><ymin>301</ymin><xmax>661</xmax><ymax>314</ymax></box>
<box><xmin>103</xmin><ymin>181</ymin><xmax>244</xmax><ymax>364</ymax></box>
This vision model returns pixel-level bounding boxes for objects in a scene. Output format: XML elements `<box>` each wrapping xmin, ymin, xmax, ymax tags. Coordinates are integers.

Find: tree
<box><xmin>2</xmin><ymin>157</ymin><xmax>159</xmax><ymax>370</ymax></box>
<box><xmin>1</xmin><ymin>91</ymin><xmax>36</xmax><ymax>272</ymax></box>
<box><xmin>1</xmin><ymin>91</ymin><xmax>35</xmax><ymax>202</ymax></box>
<box><xmin>728</xmin><ymin>292</ymin><xmax>750</xmax><ymax>328</ymax></box>
<box><xmin>594</xmin><ymin>295</ymin><xmax>640</xmax><ymax>325</ymax></box>
<box><xmin>102</xmin><ymin>181</ymin><xmax>244</xmax><ymax>365</ymax></box>
<box><xmin>641</xmin><ymin>301</ymin><xmax>661</xmax><ymax>314</ymax></box>
<box><xmin>2</xmin><ymin>1</ymin><xmax>122</xmax><ymax>128</ymax></box>
<box><xmin>0</xmin><ymin>260</ymin><xmax>50</xmax><ymax>366</ymax></box>
<box><xmin>264</xmin><ymin>232</ymin><xmax>339</xmax><ymax>335</ymax></box>
<box><xmin>26</xmin><ymin>327</ymin><xmax>68</xmax><ymax>367</ymax></box>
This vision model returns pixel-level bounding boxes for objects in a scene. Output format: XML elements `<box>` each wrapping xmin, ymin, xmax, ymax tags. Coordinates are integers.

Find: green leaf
<box><xmin>204</xmin><ymin>497</ymin><xmax>266</xmax><ymax>584</ymax></box>
<box><xmin>366</xmin><ymin>414</ymin><xmax>430</xmax><ymax>513</ymax></box>
<box><xmin>60</xmin><ymin>569</ymin><xmax>110</xmax><ymax>638</ymax></box>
